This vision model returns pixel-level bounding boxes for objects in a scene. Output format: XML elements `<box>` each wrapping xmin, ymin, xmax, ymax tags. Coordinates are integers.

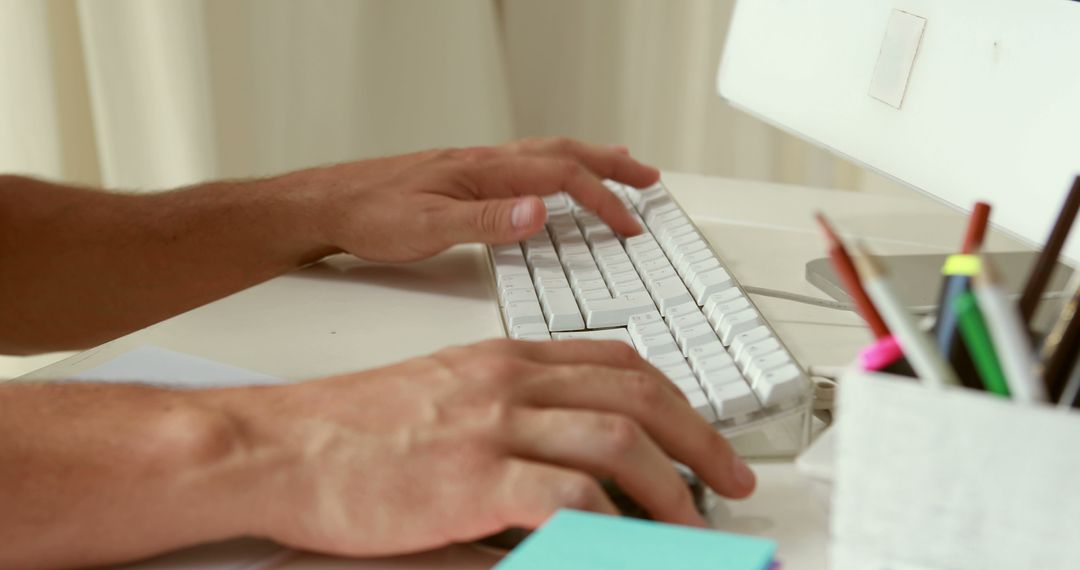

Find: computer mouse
<box><xmin>477</xmin><ymin>466</ymin><xmax>707</xmax><ymax>551</ymax></box>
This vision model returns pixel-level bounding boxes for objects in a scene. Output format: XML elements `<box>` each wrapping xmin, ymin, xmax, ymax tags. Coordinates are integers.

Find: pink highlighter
<box><xmin>859</xmin><ymin>335</ymin><xmax>916</xmax><ymax>377</ymax></box>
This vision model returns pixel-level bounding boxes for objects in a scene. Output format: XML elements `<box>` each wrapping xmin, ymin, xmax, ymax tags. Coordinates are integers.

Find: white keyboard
<box><xmin>488</xmin><ymin>181</ymin><xmax>811</xmax><ymax>432</ymax></box>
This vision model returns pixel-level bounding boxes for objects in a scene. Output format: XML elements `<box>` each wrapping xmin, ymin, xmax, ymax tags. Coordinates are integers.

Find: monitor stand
<box><xmin>805</xmin><ymin>251</ymin><xmax>1075</xmax><ymax>333</ymax></box>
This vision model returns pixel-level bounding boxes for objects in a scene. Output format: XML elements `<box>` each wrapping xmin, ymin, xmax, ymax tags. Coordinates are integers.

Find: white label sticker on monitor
<box><xmin>869</xmin><ymin>9</ymin><xmax>926</xmax><ymax>109</ymax></box>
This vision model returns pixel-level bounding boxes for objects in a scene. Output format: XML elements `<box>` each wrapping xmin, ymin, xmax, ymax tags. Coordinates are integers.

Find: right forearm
<box><xmin>0</xmin><ymin>382</ymin><xmax>269</xmax><ymax>568</ymax></box>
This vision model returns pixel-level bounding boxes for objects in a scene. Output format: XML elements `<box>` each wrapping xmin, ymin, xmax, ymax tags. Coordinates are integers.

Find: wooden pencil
<box><xmin>1018</xmin><ymin>176</ymin><xmax>1080</xmax><ymax>324</ymax></box>
<box><xmin>815</xmin><ymin>213</ymin><xmax>891</xmax><ymax>339</ymax></box>
<box><xmin>852</xmin><ymin>242</ymin><xmax>960</xmax><ymax>388</ymax></box>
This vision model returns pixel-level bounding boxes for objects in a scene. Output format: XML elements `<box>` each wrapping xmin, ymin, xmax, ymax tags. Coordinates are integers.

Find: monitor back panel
<box><xmin>719</xmin><ymin>0</ymin><xmax>1080</xmax><ymax>261</ymax></box>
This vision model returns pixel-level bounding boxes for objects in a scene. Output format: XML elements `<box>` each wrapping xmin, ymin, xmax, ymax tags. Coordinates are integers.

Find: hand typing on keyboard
<box><xmin>198</xmin><ymin>338</ymin><xmax>756</xmax><ymax>558</ymax></box>
<box><xmin>308</xmin><ymin>137</ymin><xmax>659</xmax><ymax>262</ymax></box>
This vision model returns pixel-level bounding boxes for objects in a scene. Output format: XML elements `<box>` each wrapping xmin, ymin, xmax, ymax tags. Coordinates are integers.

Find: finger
<box><xmin>506</xmin><ymin>408</ymin><xmax>706</xmax><ymax>527</ymax></box>
<box><xmin>520</xmin><ymin>364</ymin><xmax>757</xmax><ymax>500</ymax></box>
<box><xmin>491</xmin><ymin>459</ymin><xmax>619</xmax><ymax>530</ymax></box>
<box><xmin>436</xmin><ymin>195</ymin><xmax>547</xmax><ymax>245</ymax></box>
<box><xmin>528</xmin><ymin>138</ymin><xmax>660</xmax><ymax>190</ymax></box>
<box><xmin>471</xmin><ymin>155</ymin><xmax>642</xmax><ymax>236</ymax></box>
<box><xmin>478</xmin><ymin>339</ymin><xmax>685</xmax><ymax>402</ymax></box>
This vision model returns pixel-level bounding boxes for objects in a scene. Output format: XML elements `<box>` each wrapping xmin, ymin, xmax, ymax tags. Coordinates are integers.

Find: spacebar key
<box><xmin>581</xmin><ymin>292</ymin><xmax>656</xmax><ymax>328</ymax></box>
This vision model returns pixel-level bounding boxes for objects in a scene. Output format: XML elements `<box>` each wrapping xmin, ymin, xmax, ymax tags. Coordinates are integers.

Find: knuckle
<box><xmin>475</xmin><ymin>354</ymin><xmax>524</xmax><ymax>387</ymax></box>
<box><xmin>557</xmin><ymin>159</ymin><xmax>585</xmax><ymax>181</ymax></box>
<box><xmin>554</xmin><ymin>472</ymin><xmax>603</xmax><ymax>510</ymax></box>
<box><xmin>477</xmin><ymin>401</ymin><xmax>516</xmax><ymax>437</ymax></box>
<box><xmin>474</xmin><ymin>202</ymin><xmax>504</xmax><ymax>233</ymax></box>
<box><xmin>551</xmin><ymin>136</ymin><xmax>574</xmax><ymax>152</ymax></box>
<box><xmin>598</xmin><ymin>414</ymin><xmax>641</xmax><ymax>455</ymax></box>
<box><xmin>453</xmin><ymin>145</ymin><xmax>499</xmax><ymax>162</ymax></box>
<box><xmin>605</xmin><ymin>341</ymin><xmax>642</xmax><ymax>368</ymax></box>
<box><xmin>625</xmin><ymin>372</ymin><xmax>664</xmax><ymax>406</ymax></box>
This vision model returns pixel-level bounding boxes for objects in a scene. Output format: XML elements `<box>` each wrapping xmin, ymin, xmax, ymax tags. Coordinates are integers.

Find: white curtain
<box><xmin>0</xmin><ymin>0</ymin><xmax>868</xmax><ymax>193</ymax></box>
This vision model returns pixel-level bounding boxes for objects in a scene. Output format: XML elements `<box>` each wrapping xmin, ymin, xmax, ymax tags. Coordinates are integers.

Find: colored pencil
<box><xmin>1018</xmin><ymin>176</ymin><xmax>1080</xmax><ymax>324</ymax></box>
<box><xmin>953</xmin><ymin>290</ymin><xmax>1010</xmax><ymax>397</ymax></box>
<box><xmin>1039</xmin><ymin>273</ymin><xmax>1080</xmax><ymax>400</ymax></box>
<box><xmin>973</xmin><ymin>257</ymin><xmax>1048</xmax><ymax>403</ymax></box>
<box><xmin>933</xmin><ymin>254</ymin><xmax>983</xmax><ymax>390</ymax></box>
<box><xmin>933</xmin><ymin>203</ymin><xmax>992</xmax><ymax>389</ymax></box>
<box><xmin>852</xmin><ymin>242</ymin><xmax>960</xmax><ymax>388</ymax></box>
<box><xmin>815</xmin><ymin>213</ymin><xmax>890</xmax><ymax>339</ymax></box>
<box><xmin>1057</xmin><ymin>358</ymin><xmax>1080</xmax><ymax>409</ymax></box>
<box><xmin>961</xmin><ymin>202</ymin><xmax>992</xmax><ymax>254</ymax></box>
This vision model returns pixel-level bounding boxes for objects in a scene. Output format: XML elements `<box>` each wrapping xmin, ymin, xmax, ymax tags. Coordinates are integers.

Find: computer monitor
<box><xmin>717</xmin><ymin>0</ymin><xmax>1080</xmax><ymax>264</ymax></box>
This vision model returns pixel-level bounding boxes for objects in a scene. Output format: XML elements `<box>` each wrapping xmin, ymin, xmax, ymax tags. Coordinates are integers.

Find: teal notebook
<box><xmin>494</xmin><ymin>510</ymin><xmax>777</xmax><ymax>570</ymax></box>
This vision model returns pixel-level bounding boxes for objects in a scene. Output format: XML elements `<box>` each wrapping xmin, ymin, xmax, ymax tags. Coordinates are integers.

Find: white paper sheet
<box><xmin>72</xmin><ymin>345</ymin><xmax>283</xmax><ymax>388</ymax></box>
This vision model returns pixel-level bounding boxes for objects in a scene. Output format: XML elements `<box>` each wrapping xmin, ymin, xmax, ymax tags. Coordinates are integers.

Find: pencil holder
<box><xmin>829</xmin><ymin>371</ymin><xmax>1080</xmax><ymax>570</ymax></box>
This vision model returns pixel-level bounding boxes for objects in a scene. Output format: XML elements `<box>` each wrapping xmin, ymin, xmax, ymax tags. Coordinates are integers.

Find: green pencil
<box><xmin>953</xmin><ymin>291</ymin><xmax>1011</xmax><ymax>397</ymax></box>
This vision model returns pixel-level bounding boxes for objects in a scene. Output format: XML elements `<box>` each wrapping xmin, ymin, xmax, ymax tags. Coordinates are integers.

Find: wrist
<box><xmin>189</xmin><ymin>385</ymin><xmax>304</xmax><ymax>541</ymax></box>
<box><xmin>258</xmin><ymin>167</ymin><xmax>344</xmax><ymax>266</ymax></box>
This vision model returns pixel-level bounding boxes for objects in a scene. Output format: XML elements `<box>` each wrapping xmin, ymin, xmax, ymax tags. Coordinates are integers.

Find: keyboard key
<box><xmin>552</xmin><ymin>328</ymin><xmax>634</xmax><ymax>348</ymax></box>
<box><xmin>704</xmin><ymin>296</ymin><xmax>752</xmax><ymax>327</ymax></box>
<box><xmin>688</xmin><ymin>256</ymin><xmax>721</xmax><ymax>273</ymax></box>
<box><xmin>674</xmin><ymin>322</ymin><xmax>718</xmax><ymax>355</ymax></box>
<box><xmin>539</xmin><ymin>288</ymin><xmax>585</xmax><ymax>332</ymax></box>
<box><xmin>506</xmin><ymin>300</ymin><xmax>545</xmax><ymax>328</ymax></box>
<box><xmin>670</xmin><ymin>375</ymin><xmax>702</xmax><ymax>394</ymax></box>
<box><xmin>628</xmin><ymin>320</ymin><xmax>669</xmax><ymax>339</ymax></box>
<box><xmin>626</xmin><ymin>310</ymin><xmax>663</xmax><ymax>332</ymax></box>
<box><xmin>501</xmin><ymin>288</ymin><xmax>539</xmax><ymax>305</ymax></box>
<box><xmin>687</xmin><ymin>341</ymin><xmax>726</xmax><ymax>368</ymax></box>
<box><xmin>751</xmin><ymin>364</ymin><xmax>805</xmax><ymax>407</ymax></box>
<box><xmin>633</xmin><ymin>332</ymin><xmax>680</xmax><ymax>359</ymax></box>
<box><xmin>694</xmin><ymin>352</ymin><xmax>737</xmax><ymax>374</ymax></box>
<box><xmin>648</xmin><ymin>352</ymin><xmax>686</xmax><ymax>369</ymax></box>
<box><xmin>689</xmin><ymin>267</ymin><xmax>734</xmax><ymax>305</ymax></box>
<box><xmin>728</xmin><ymin>325</ymin><xmax>774</xmax><ymax>357</ymax></box>
<box><xmin>581</xmin><ymin>292</ymin><xmax>656</xmax><ymax>328</ymax></box>
<box><xmin>579</xmin><ymin>288</ymin><xmax>611</xmax><ymax>301</ymax></box>
<box><xmin>698</xmin><ymin>365</ymin><xmax>744</xmax><ymax>388</ymax></box>
<box><xmin>649</xmin><ymin>276</ymin><xmax>694</xmax><ymax>313</ymax></box>
<box><xmin>659</xmin><ymin>360</ymin><xmax>694</xmax><ymax>381</ymax></box>
<box><xmin>510</xmin><ymin>322</ymin><xmax>549</xmax><ymax>338</ymax></box>
<box><xmin>734</xmin><ymin>337</ymin><xmax>782</xmax><ymax>370</ymax></box>
<box><xmin>746</xmin><ymin>351</ymin><xmax>794</xmax><ymax>380</ymax></box>
<box><xmin>674</xmin><ymin>248</ymin><xmax>713</xmax><ymax>276</ymax></box>
<box><xmin>717</xmin><ymin>308</ymin><xmax>764</xmax><ymax>345</ymax></box>
<box><xmin>685</xmin><ymin>389</ymin><xmax>717</xmax><ymax>423</ymax></box>
<box><xmin>498</xmin><ymin>274</ymin><xmax>534</xmax><ymax>292</ymax></box>
<box><xmin>705</xmin><ymin>382</ymin><xmax>761</xmax><ymax>420</ymax></box>
<box><xmin>516</xmin><ymin>332</ymin><xmax>552</xmax><ymax>341</ymax></box>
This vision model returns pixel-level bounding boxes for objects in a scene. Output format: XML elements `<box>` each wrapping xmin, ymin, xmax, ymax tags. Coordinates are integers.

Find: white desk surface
<box><xmin>26</xmin><ymin>172</ymin><xmax>1027</xmax><ymax>569</ymax></box>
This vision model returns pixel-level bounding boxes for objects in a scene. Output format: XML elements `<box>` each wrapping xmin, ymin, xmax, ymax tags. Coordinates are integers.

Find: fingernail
<box><xmin>732</xmin><ymin>456</ymin><xmax>756</xmax><ymax>492</ymax></box>
<box><xmin>608</xmin><ymin>144</ymin><xmax>630</xmax><ymax>155</ymax></box>
<box><xmin>511</xmin><ymin>199</ymin><xmax>535</xmax><ymax>229</ymax></box>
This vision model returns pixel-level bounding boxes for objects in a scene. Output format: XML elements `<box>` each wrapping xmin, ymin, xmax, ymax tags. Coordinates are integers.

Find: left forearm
<box><xmin>0</xmin><ymin>172</ymin><xmax>337</xmax><ymax>354</ymax></box>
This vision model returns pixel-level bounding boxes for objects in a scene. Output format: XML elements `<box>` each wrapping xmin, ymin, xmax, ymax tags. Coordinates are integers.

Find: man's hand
<box><xmin>206</xmin><ymin>339</ymin><xmax>755</xmax><ymax>558</ymax></box>
<box><xmin>0</xmin><ymin>137</ymin><xmax>658</xmax><ymax>353</ymax></box>
<box><xmin>298</xmin><ymin>137</ymin><xmax>660</xmax><ymax>262</ymax></box>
